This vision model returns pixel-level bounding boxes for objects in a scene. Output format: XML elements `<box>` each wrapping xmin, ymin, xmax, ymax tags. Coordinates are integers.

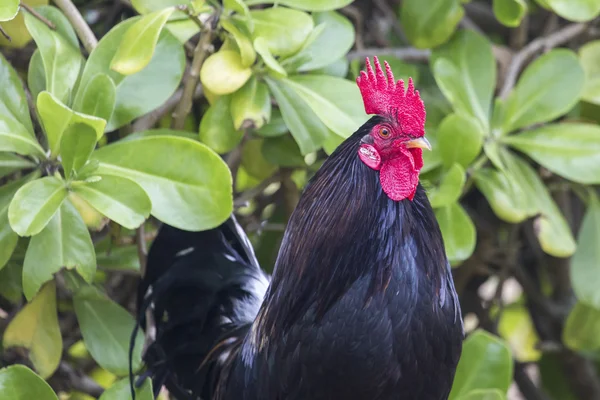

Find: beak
<box><xmin>405</xmin><ymin>136</ymin><xmax>431</xmax><ymax>151</ymax></box>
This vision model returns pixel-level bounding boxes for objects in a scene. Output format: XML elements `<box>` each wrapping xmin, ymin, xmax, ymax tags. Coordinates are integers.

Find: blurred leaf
<box><xmin>221</xmin><ymin>18</ymin><xmax>255</xmax><ymax>68</ymax></box>
<box><xmin>311</xmin><ymin>56</ymin><xmax>349</xmax><ymax>78</ymax></box>
<box><xmin>579</xmin><ymin>40</ymin><xmax>600</xmax><ymax>105</ymax></box>
<box><xmin>449</xmin><ymin>330</ymin><xmax>513</xmax><ymax>399</ymax></box>
<box><xmin>545</xmin><ymin>0</ymin><xmax>600</xmax><ymax>22</ymax></box>
<box><xmin>539</xmin><ymin>354</ymin><xmax>578</xmax><ymax>400</ymax></box>
<box><xmin>0</xmin><ymin>53</ymin><xmax>34</xmax><ymax>134</ymax></box>
<box><xmin>0</xmin><ymin>115</ymin><xmax>45</xmax><ymax>157</ymax></box>
<box><xmin>255</xmin><ymin>109</ymin><xmax>288</xmax><ymax>137</ymax></box>
<box><xmin>27</xmin><ymin>49</ymin><xmax>46</xmax><ymax>101</ymax></box>
<box><xmin>223</xmin><ymin>0</ymin><xmax>250</xmax><ymax>18</ymax></box>
<box><xmin>60</xmin><ymin>123</ymin><xmax>97</xmax><ymax>178</ymax></box>
<box><xmin>199</xmin><ymin>95</ymin><xmax>242</xmax><ymax>154</ymax></box>
<box><xmin>294</xmin><ymin>11</ymin><xmax>354</xmax><ymax>72</ymax></box>
<box><xmin>22</xmin><ymin>200</ymin><xmax>95</xmax><ymax>300</ymax></box>
<box><xmin>74</xmin><ymin>286</ymin><xmax>144</xmax><ymax>376</ymax></box>
<box><xmin>0</xmin><ymin>0</ymin><xmax>49</xmax><ymax>48</ymax></box>
<box><xmin>92</xmin><ymin>135</ymin><xmax>232</xmax><ymax>231</ymax></box>
<box><xmin>501</xmin><ymin>150</ymin><xmax>576</xmax><ymax>257</ymax></box>
<box><xmin>72</xmin><ymin>73</ymin><xmax>116</xmax><ymax>122</ymax></box>
<box><xmin>72</xmin><ymin>175</ymin><xmax>151</xmax><ymax>230</ymax></box>
<box><xmin>111</xmin><ymin>7</ymin><xmax>175</xmax><ymax>75</ymax></box>
<box><xmin>473</xmin><ymin>168</ymin><xmax>528</xmax><ymax>223</ymax></box>
<box><xmin>437</xmin><ymin>113</ymin><xmax>484</xmax><ymax>169</ymax></box>
<box><xmin>0</xmin><ymin>153</ymin><xmax>36</xmax><ymax>179</ymax></box>
<box><xmin>200</xmin><ymin>50</ymin><xmax>252</xmax><ymax>95</ymax></box>
<box><xmin>0</xmin><ymin>262</ymin><xmax>23</xmax><ymax>303</ymax></box>
<box><xmin>249</xmin><ymin>8</ymin><xmax>313</xmax><ymax>57</ymax></box>
<box><xmin>432</xmin><ymin>30</ymin><xmax>495</xmax><ymax>132</ymax></box>
<box><xmin>492</xmin><ymin>0</ymin><xmax>527</xmax><ymax>27</ymax></box>
<box><xmin>23</xmin><ymin>11</ymin><xmax>82</xmax><ymax>105</ymax></box>
<box><xmin>254</xmin><ymin>37</ymin><xmax>287</xmax><ymax>77</ymax></box>
<box><xmin>99</xmin><ymin>377</ymin><xmax>153</xmax><ymax>400</ymax></box>
<box><xmin>245</xmin><ymin>0</ymin><xmax>353</xmax><ymax>11</ymax></box>
<box><xmin>0</xmin><ymin>1</ymin><xmax>19</xmax><ymax>21</ymax></box>
<box><xmin>458</xmin><ymin>390</ymin><xmax>505</xmax><ymax>400</ymax></box>
<box><xmin>503</xmin><ymin>122</ymin><xmax>600</xmax><ymax>184</ymax></box>
<box><xmin>0</xmin><ymin>365</ymin><xmax>58</xmax><ymax>400</ymax></box>
<box><xmin>73</xmin><ymin>18</ymin><xmax>185</xmax><ymax>131</ymax></box>
<box><xmin>401</xmin><ymin>0</ymin><xmax>464</xmax><ymax>49</ymax></box>
<box><xmin>8</xmin><ymin>176</ymin><xmax>67</xmax><ymax>236</ymax></box>
<box><xmin>497</xmin><ymin>303</ymin><xmax>541</xmax><ymax>362</ymax></box>
<box><xmin>3</xmin><ymin>282</ymin><xmax>62</xmax><ymax>378</ymax></box>
<box><xmin>435</xmin><ymin>202</ymin><xmax>476</xmax><ymax>263</ymax></box>
<box><xmin>262</xmin><ymin>135</ymin><xmax>306</xmax><ymax>167</ymax></box>
<box><xmin>231</xmin><ymin>76</ymin><xmax>271</xmax><ymax>130</ymax></box>
<box><xmin>37</xmin><ymin>91</ymin><xmax>106</xmax><ymax>158</ymax></box>
<box><xmin>571</xmin><ymin>194</ymin><xmax>600</xmax><ymax>309</ymax></box>
<box><xmin>563</xmin><ymin>301</ymin><xmax>600</xmax><ymax>352</ymax></box>
<box><xmin>428</xmin><ymin>163</ymin><xmax>465</xmax><ymax>208</ymax></box>
<box><xmin>265</xmin><ymin>77</ymin><xmax>329</xmax><ymax>154</ymax></box>
<box><xmin>96</xmin><ymin>244</ymin><xmax>139</xmax><ymax>272</ymax></box>
<box><xmin>68</xmin><ymin>191</ymin><xmax>107</xmax><ymax>231</ymax></box>
<box><xmin>241</xmin><ymin>138</ymin><xmax>277</xmax><ymax>180</ymax></box>
<box><xmin>502</xmin><ymin>49</ymin><xmax>584</xmax><ymax>133</ymax></box>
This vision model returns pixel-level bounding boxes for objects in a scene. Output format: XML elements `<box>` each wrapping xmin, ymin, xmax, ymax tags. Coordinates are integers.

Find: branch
<box><xmin>21</xmin><ymin>3</ymin><xmax>56</xmax><ymax>29</ymax></box>
<box><xmin>347</xmin><ymin>47</ymin><xmax>430</xmax><ymax>62</ymax></box>
<box><xmin>52</xmin><ymin>0</ymin><xmax>98</xmax><ymax>53</ymax></box>
<box><xmin>499</xmin><ymin>23</ymin><xmax>587</xmax><ymax>99</ymax></box>
<box><xmin>171</xmin><ymin>21</ymin><xmax>215</xmax><ymax>130</ymax></box>
<box><xmin>234</xmin><ymin>172</ymin><xmax>281</xmax><ymax>208</ymax></box>
<box><xmin>0</xmin><ymin>25</ymin><xmax>11</xmax><ymax>41</ymax></box>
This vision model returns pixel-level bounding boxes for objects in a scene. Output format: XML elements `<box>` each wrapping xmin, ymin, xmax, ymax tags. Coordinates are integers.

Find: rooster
<box><xmin>132</xmin><ymin>57</ymin><xmax>464</xmax><ymax>400</ymax></box>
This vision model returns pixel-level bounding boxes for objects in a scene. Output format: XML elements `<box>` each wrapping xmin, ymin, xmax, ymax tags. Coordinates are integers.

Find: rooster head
<box><xmin>356</xmin><ymin>56</ymin><xmax>430</xmax><ymax>202</ymax></box>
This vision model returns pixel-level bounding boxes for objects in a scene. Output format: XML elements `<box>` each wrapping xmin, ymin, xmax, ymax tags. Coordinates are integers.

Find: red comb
<box><xmin>356</xmin><ymin>56</ymin><xmax>426</xmax><ymax>136</ymax></box>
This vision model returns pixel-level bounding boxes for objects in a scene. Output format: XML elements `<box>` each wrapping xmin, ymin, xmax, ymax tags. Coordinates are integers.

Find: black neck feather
<box><xmin>258</xmin><ymin>117</ymin><xmax>449</xmax><ymax>336</ymax></box>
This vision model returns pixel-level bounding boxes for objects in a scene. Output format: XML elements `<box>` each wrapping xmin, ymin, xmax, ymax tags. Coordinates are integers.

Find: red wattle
<box><xmin>379</xmin><ymin>149</ymin><xmax>419</xmax><ymax>201</ymax></box>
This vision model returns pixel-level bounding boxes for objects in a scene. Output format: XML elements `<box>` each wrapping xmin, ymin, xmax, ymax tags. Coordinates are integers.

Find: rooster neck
<box><xmin>257</xmin><ymin>117</ymin><xmax>448</xmax><ymax>338</ymax></box>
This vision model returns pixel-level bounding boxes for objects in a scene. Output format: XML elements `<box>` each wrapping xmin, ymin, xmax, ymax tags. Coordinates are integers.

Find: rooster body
<box><xmin>134</xmin><ymin>59</ymin><xmax>464</xmax><ymax>400</ymax></box>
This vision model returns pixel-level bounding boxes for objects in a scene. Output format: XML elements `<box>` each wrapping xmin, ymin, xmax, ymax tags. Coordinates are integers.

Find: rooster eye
<box><xmin>378</xmin><ymin>127</ymin><xmax>391</xmax><ymax>138</ymax></box>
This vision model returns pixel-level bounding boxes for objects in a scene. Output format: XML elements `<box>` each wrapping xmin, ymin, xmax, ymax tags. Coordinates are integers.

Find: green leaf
<box><xmin>538</xmin><ymin>354</ymin><xmax>578</xmax><ymax>400</ymax></box>
<box><xmin>22</xmin><ymin>199</ymin><xmax>95</xmax><ymax>300</ymax></box>
<box><xmin>241</xmin><ymin>138</ymin><xmax>277</xmax><ymax>180</ymax></box>
<box><xmin>72</xmin><ymin>175</ymin><xmax>151</xmax><ymax>229</ymax></box>
<box><xmin>230</xmin><ymin>76</ymin><xmax>271</xmax><ymax>130</ymax></box>
<box><xmin>563</xmin><ymin>301</ymin><xmax>600</xmax><ymax>352</ymax></box>
<box><xmin>502</xmin><ymin>49</ymin><xmax>584</xmax><ymax>133</ymax></box>
<box><xmin>265</xmin><ymin>77</ymin><xmax>329</xmax><ymax>155</ymax></box>
<box><xmin>571</xmin><ymin>194</ymin><xmax>600</xmax><ymax>309</ymax></box>
<box><xmin>27</xmin><ymin>50</ymin><xmax>46</xmax><ymax>101</ymax></box>
<box><xmin>72</xmin><ymin>73</ymin><xmax>117</xmax><ymax>122</ymax></box>
<box><xmin>427</xmin><ymin>163</ymin><xmax>465</xmax><ymax>208</ymax></box>
<box><xmin>73</xmin><ymin>18</ymin><xmax>185</xmax><ymax>131</ymax></box>
<box><xmin>99</xmin><ymin>377</ymin><xmax>153</xmax><ymax>400</ymax></box>
<box><xmin>502</xmin><ymin>123</ymin><xmax>600</xmax><ymax>184</ymax></box>
<box><xmin>545</xmin><ymin>0</ymin><xmax>600</xmax><ymax>22</ymax></box>
<box><xmin>401</xmin><ymin>0</ymin><xmax>464</xmax><ymax>49</ymax></box>
<box><xmin>2</xmin><ymin>282</ymin><xmax>62</xmax><ymax>379</ymax></box>
<box><xmin>221</xmin><ymin>18</ymin><xmax>256</xmax><ymax>68</ymax></box>
<box><xmin>0</xmin><ymin>365</ymin><xmax>58</xmax><ymax>400</ymax></box>
<box><xmin>74</xmin><ymin>286</ymin><xmax>144</xmax><ymax>376</ymax></box>
<box><xmin>497</xmin><ymin>303</ymin><xmax>541</xmax><ymax>362</ymax></box>
<box><xmin>435</xmin><ymin>202</ymin><xmax>476</xmax><ymax>263</ymax></box>
<box><xmin>0</xmin><ymin>115</ymin><xmax>45</xmax><ymax>157</ymax></box>
<box><xmin>92</xmin><ymin>135</ymin><xmax>232</xmax><ymax>231</ymax></box>
<box><xmin>245</xmin><ymin>0</ymin><xmax>353</xmax><ymax>11</ymax></box>
<box><xmin>111</xmin><ymin>7</ymin><xmax>175</xmax><ymax>75</ymax></box>
<box><xmin>60</xmin><ymin>123</ymin><xmax>98</xmax><ymax>178</ymax></box>
<box><xmin>432</xmin><ymin>30</ymin><xmax>496</xmax><ymax>132</ymax></box>
<box><xmin>0</xmin><ymin>53</ymin><xmax>34</xmax><ymax>134</ymax></box>
<box><xmin>449</xmin><ymin>330</ymin><xmax>513</xmax><ymax>399</ymax></box>
<box><xmin>255</xmin><ymin>109</ymin><xmax>288</xmax><ymax>137</ymax></box>
<box><xmin>23</xmin><ymin>11</ymin><xmax>83</xmax><ymax>105</ymax></box>
<box><xmin>200</xmin><ymin>50</ymin><xmax>253</xmax><ymax>95</ymax></box>
<box><xmin>492</xmin><ymin>0</ymin><xmax>527</xmax><ymax>27</ymax></box>
<box><xmin>0</xmin><ymin>0</ymin><xmax>19</xmax><ymax>21</ymax></box>
<box><xmin>37</xmin><ymin>91</ymin><xmax>106</xmax><ymax>158</ymax></box>
<box><xmin>254</xmin><ymin>37</ymin><xmax>287</xmax><ymax>77</ymax></box>
<box><xmin>0</xmin><ymin>153</ymin><xmax>36</xmax><ymax>179</ymax></box>
<box><xmin>284</xmin><ymin>74</ymin><xmax>369</xmax><ymax>138</ymax></box>
<box><xmin>437</xmin><ymin>113</ymin><xmax>484</xmax><ymax>169</ymax></box>
<box><xmin>199</xmin><ymin>95</ymin><xmax>243</xmax><ymax>154</ymax></box>
<box><xmin>35</xmin><ymin>5</ymin><xmax>79</xmax><ymax>49</ymax></box>
<box><xmin>0</xmin><ymin>176</ymin><xmax>35</xmax><ymax>270</ymax></box>
<box><xmin>8</xmin><ymin>176</ymin><xmax>67</xmax><ymax>236</ymax></box>
<box><xmin>294</xmin><ymin>11</ymin><xmax>354</xmax><ymax>72</ymax></box>
<box><xmin>501</xmin><ymin>150</ymin><xmax>576</xmax><ymax>257</ymax></box>
<box><xmin>457</xmin><ymin>389</ymin><xmax>505</xmax><ymax>400</ymax></box>
<box><xmin>473</xmin><ymin>168</ymin><xmax>529</xmax><ymax>223</ymax></box>
<box><xmin>250</xmin><ymin>8</ymin><xmax>314</xmax><ymax>57</ymax></box>
<box><xmin>579</xmin><ymin>41</ymin><xmax>600</xmax><ymax>105</ymax></box>
<box><xmin>262</xmin><ymin>135</ymin><xmax>306</xmax><ymax>167</ymax></box>
<box><xmin>96</xmin><ymin>243</ymin><xmax>139</xmax><ymax>272</ymax></box>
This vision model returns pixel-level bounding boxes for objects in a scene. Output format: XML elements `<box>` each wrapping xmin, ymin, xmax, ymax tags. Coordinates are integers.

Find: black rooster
<box><xmin>132</xmin><ymin>57</ymin><xmax>464</xmax><ymax>400</ymax></box>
